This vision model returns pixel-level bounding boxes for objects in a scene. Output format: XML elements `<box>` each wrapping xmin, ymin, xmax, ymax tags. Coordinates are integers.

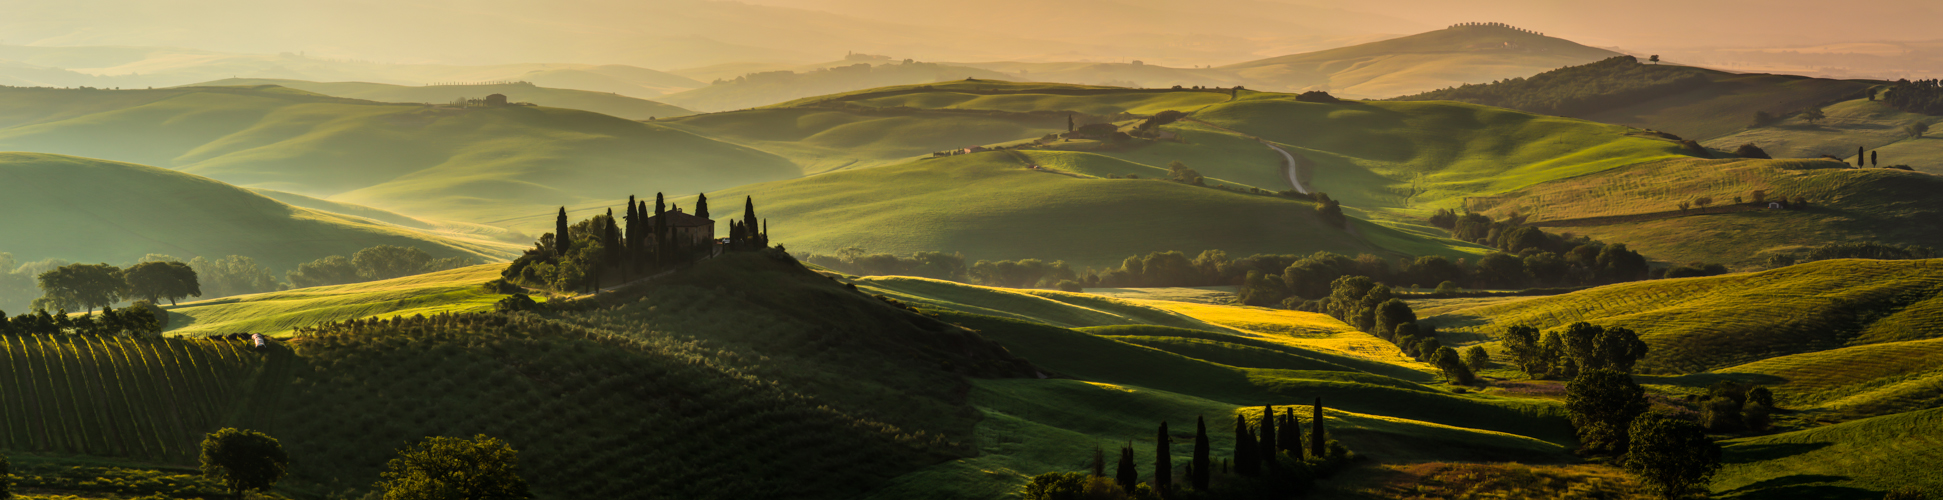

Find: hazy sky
<box><xmin>2</xmin><ymin>0</ymin><xmax>1938</xmax><ymax>69</ymax></box>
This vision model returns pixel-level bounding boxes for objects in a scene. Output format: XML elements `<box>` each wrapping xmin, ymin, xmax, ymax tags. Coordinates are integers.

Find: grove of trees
<box><xmin>199</xmin><ymin>428</ymin><xmax>289</xmax><ymax>499</ymax></box>
<box><xmin>1395</xmin><ymin>56</ymin><xmax>1713</xmax><ymax>117</ymax></box>
<box><xmin>504</xmin><ymin>194</ymin><xmax>769</xmax><ymax>293</ymax></box>
<box><xmin>286</xmin><ymin>245</ymin><xmax>476</xmax><ymax>288</ymax></box>
<box><xmin>376</xmin><ymin>434</ymin><xmax>533</xmax><ymax>500</ymax></box>
<box><xmin>1025</xmin><ymin>403</ymin><xmax>1352</xmax><ymax>499</ymax></box>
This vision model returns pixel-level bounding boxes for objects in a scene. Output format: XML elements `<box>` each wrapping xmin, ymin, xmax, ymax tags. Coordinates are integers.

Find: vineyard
<box><xmin>0</xmin><ymin>334</ymin><xmax>269</xmax><ymax>464</ymax></box>
<box><xmin>1420</xmin><ymin>258</ymin><xmax>1943</xmax><ymax>374</ymax></box>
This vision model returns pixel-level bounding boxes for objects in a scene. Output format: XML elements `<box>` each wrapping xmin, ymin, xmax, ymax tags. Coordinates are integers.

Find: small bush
<box><xmin>1055</xmin><ymin>280</ymin><xmax>1084</xmax><ymax>293</ymax></box>
<box><xmin>1736</xmin><ymin>143</ymin><xmax>1772</xmax><ymax>159</ymax></box>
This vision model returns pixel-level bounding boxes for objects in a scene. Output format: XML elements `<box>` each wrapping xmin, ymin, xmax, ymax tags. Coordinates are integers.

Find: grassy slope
<box><xmin>1470</xmin><ymin>157</ymin><xmax>1943</xmax><ymax>268</ymax></box>
<box><xmin>1190</xmin><ymin>95</ymin><xmax>1696</xmax><ymax>214</ymax></box>
<box><xmin>0</xmin><ymin>153</ymin><xmax>518</xmax><ymax>272</ymax></box>
<box><xmin>1221</xmin><ymin>26</ymin><xmax>1619</xmax><ymax>98</ymax></box>
<box><xmin>683</xmin><ymin>150</ymin><xmax>1475</xmax><ymax>270</ymax></box>
<box><xmin>187</xmin><ymin>78</ymin><xmax>696</xmax><ymax>120</ymax></box>
<box><xmin>1418</xmin><ymin>259</ymin><xmax>1943</xmax><ymax>376</ymax></box>
<box><xmin>660</xmin><ymin>107</ymin><xmax>1068</xmax><ymax>173</ymax></box>
<box><xmin>1579</xmin><ymin>71</ymin><xmax>1876</xmax><ymax>141</ymax></box>
<box><xmin>1714</xmin><ymin>407</ymin><xmax>1943</xmax><ymax>498</ymax></box>
<box><xmin>0</xmin><ymin>86</ymin><xmax>798</xmax><ymax>229</ymax></box>
<box><xmin>656</xmin><ymin>63</ymin><xmax>1019</xmax><ymax>112</ymax></box>
<box><xmin>1702</xmin><ymin>97</ymin><xmax>1943</xmax><ymax>173</ymax></box>
<box><xmin>163</xmin><ymin>264</ymin><xmax>513</xmax><ymax>338</ymax></box>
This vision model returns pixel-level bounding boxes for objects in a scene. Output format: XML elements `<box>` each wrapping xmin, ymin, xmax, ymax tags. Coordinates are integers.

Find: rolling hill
<box><xmin>1417</xmin><ymin>258</ymin><xmax>1943</xmax><ymax>404</ymax></box>
<box><xmin>185</xmin><ymin>78</ymin><xmax>696</xmax><ymax>120</ymax></box>
<box><xmin>655</xmin><ymin>60</ymin><xmax>1019</xmax><ymax>112</ymax></box>
<box><xmin>1221</xmin><ymin>24</ymin><xmax>1620</xmax><ymax>99</ymax></box>
<box><xmin>667</xmin><ymin>150</ymin><xmax>1482</xmax><ymax>270</ymax></box>
<box><xmin>1466</xmin><ymin>157</ymin><xmax>1943</xmax><ymax>268</ymax></box>
<box><xmin>0</xmin><ymin>85</ymin><xmax>799</xmax><ymax>228</ymax></box>
<box><xmin>1702</xmin><ymin>97</ymin><xmax>1943</xmax><ymax>174</ymax></box>
<box><xmin>0</xmin><ymin>152</ymin><xmax>520</xmax><ymax>278</ymax></box>
<box><xmin>1396</xmin><ymin>55</ymin><xmax>1879</xmax><ymax>141</ymax></box>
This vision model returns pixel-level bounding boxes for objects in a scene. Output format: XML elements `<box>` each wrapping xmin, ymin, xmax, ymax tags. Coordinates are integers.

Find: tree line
<box><xmin>187</xmin><ymin>428</ymin><xmax>531</xmax><ymax>500</ymax></box>
<box><xmin>285</xmin><ymin>245</ymin><xmax>476</xmax><ymax>289</ymax></box>
<box><xmin>1023</xmin><ymin>402</ymin><xmax>1355</xmax><ymax>500</ymax></box>
<box><xmin>0</xmin><ymin>246</ymin><xmax>476</xmax><ymax>317</ymax></box>
<box><xmin>1882</xmin><ymin>79</ymin><xmax>1943</xmax><ymax>116</ymax></box>
<box><xmin>504</xmin><ymin>193</ymin><xmax>770</xmax><ymax>293</ymax></box>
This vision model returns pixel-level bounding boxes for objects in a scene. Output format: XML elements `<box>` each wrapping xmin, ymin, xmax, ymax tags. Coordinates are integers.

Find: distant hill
<box><xmin>0</xmin><ymin>85</ymin><xmax>799</xmax><ymax>228</ymax></box>
<box><xmin>1396</xmin><ymin>55</ymin><xmax>1879</xmax><ymax>140</ymax></box>
<box><xmin>655</xmin><ymin>60</ymin><xmax>1019</xmax><ymax>112</ymax></box>
<box><xmin>186</xmin><ymin>79</ymin><xmax>695</xmax><ymax>120</ymax></box>
<box><xmin>1221</xmin><ymin>24</ymin><xmax>1621</xmax><ymax>98</ymax></box>
<box><xmin>1468</xmin><ymin>157</ymin><xmax>1943</xmax><ymax>268</ymax></box>
<box><xmin>0</xmin><ymin>152</ymin><xmax>519</xmax><ymax>278</ymax></box>
<box><xmin>1702</xmin><ymin>97</ymin><xmax>1943</xmax><ymax>174</ymax></box>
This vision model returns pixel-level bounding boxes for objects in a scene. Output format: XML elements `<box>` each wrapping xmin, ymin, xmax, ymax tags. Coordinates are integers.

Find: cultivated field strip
<box><xmin>0</xmin><ymin>335</ymin><xmax>265</xmax><ymax>463</ymax></box>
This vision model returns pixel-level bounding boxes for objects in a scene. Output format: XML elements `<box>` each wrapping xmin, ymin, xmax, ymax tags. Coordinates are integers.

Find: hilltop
<box><xmin>186</xmin><ymin>79</ymin><xmax>696</xmax><ymax>120</ymax></box>
<box><xmin>656</xmin><ymin>60</ymin><xmax>1017</xmax><ymax>112</ymax></box>
<box><xmin>1396</xmin><ymin>55</ymin><xmax>1878</xmax><ymax>140</ymax></box>
<box><xmin>0</xmin><ymin>153</ymin><xmax>521</xmax><ymax>305</ymax></box>
<box><xmin>1467</xmin><ymin>157</ymin><xmax>1943</xmax><ymax>268</ymax></box>
<box><xmin>1222</xmin><ymin>24</ymin><xmax>1620</xmax><ymax>98</ymax></box>
<box><xmin>0</xmin><ymin>85</ymin><xmax>798</xmax><ymax>228</ymax></box>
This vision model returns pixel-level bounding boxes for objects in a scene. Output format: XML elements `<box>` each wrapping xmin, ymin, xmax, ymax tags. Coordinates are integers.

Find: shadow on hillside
<box><xmin>1717</xmin><ymin>474</ymin><xmax>1877</xmax><ymax>500</ymax></box>
<box><xmin>1723</xmin><ymin>441</ymin><xmax>1832</xmax><ymax>464</ymax></box>
<box><xmin>1636</xmin><ymin>372</ymin><xmax>1787</xmax><ymax>390</ymax></box>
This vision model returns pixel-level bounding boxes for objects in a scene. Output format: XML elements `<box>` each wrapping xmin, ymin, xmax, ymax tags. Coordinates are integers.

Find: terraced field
<box><xmin>0</xmin><ymin>334</ymin><xmax>268</xmax><ymax>464</ymax></box>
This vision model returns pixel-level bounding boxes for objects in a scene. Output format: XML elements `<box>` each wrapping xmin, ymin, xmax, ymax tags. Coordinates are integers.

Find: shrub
<box><xmin>1463</xmin><ymin>345</ymin><xmax>1491</xmax><ymax>371</ymax></box>
<box><xmin>1566</xmin><ymin>369</ymin><xmax>1648</xmax><ymax>455</ymax></box>
<box><xmin>198</xmin><ymin>428</ymin><xmax>289</xmax><ymax>498</ymax></box>
<box><xmin>1623</xmin><ymin>412</ymin><xmax>1722</xmax><ymax>500</ymax></box>
<box><xmin>1433</xmin><ymin>281</ymin><xmax>1461</xmax><ymax>294</ymax></box>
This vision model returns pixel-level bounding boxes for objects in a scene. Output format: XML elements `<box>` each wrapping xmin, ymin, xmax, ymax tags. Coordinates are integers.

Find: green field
<box><xmin>186</xmin><ymin>78</ymin><xmax>696</xmax><ymax>120</ymax></box>
<box><xmin>0</xmin><ymin>85</ymin><xmax>798</xmax><ymax>227</ymax></box>
<box><xmin>0</xmin><ymin>334</ymin><xmax>268</xmax><ymax>463</ymax></box>
<box><xmin>1702</xmin><ymin>97</ymin><xmax>1943</xmax><ymax>173</ymax></box>
<box><xmin>164</xmin><ymin>264</ymin><xmax>516</xmax><ymax>338</ymax></box>
<box><xmin>676</xmin><ymin>150</ymin><xmax>1482</xmax><ymax>270</ymax></box>
<box><xmin>1419</xmin><ymin>259</ymin><xmax>1943</xmax><ymax>376</ymax></box>
<box><xmin>1714</xmin><ymin>407</ymin><xmax>1943</xmax><ymax>498</ymax></box>
<box><xmin>0</xmin><ymin>153</ymin><xmax>520</xmax><ymax>277</ymax></box>
<box><xmin>1467</xmin><ymin>157</ymin><xmax>1943</xmax><ymax>268</ymax></box>
<box><xmin>661</xmin><ymin>107</ymin><xmax>1068</xmax><ymax>173</ymax></box>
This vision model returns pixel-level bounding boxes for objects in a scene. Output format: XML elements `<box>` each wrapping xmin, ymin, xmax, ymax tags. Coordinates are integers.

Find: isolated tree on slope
<box><xmin>1802</xmin><ymin>106</ymin><xmax>1825</xmax><ymax>124</ymax></box>
<box><xmin>124</xmin><ymin>261</ymin><xmax>200</xmax><ymax>305</ymax></box>
<box><xmin>1232</xmin><ymin>414</ymin><xmax>1259</xmax><ymax>476</ymax></box>
<box><xmin>1310</xmin><ymin>398</ymin><xmax>1327</xmax><ymax>459</ymax></box>
<box><xmin>200</xmin><ymin>428</ymin><xmax>289</xmax><ymax>499</ymax></box>
<box><xmin>1624</xmin><ymin>412</ymin><xmax>1721</xmax><ymax>500</ymax></box>
<box><xmin>1192</xmin><ymin>416</ymin><xmax>1211</xmax><ymax>490</ymax></box>
<box><xmin>1115</xmin><ymin>445</ymin><xmax>1137</xmax><ymax>491</ymax></box>
<box><xmin>1566</xmin><ymin>368</ymin><xmax>1649</xmax><ymax>455</ymax></box>
<box><xmin>1258</xmin><ymin>405</ymin><xmax>1277</xmax><ymax>462</ymax></box>
<box><xmin>1154</xmin><ymin>421</ymin><xmax>1172</xmax><ymax>490</ymax></box>
<box><xmin>554</xmin><ymin>207</ymin><xmax>571</xmax><ymax>256</ymax></box>
<box><xmin>695</xmin><ymin>193</ymin><xmax>710</xmax><ymax>220</ymax></box>
<box><xmin>378</xmin><ymin>434</ymin><xmax>533</xmax><ymax>500</ymax></box>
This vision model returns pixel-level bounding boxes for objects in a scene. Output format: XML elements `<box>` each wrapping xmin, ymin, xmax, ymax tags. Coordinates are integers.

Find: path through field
<box><xmin>1184</xmin><ymin>118</ymin><xmax>1311</xmax><ymax>194</ymax></box>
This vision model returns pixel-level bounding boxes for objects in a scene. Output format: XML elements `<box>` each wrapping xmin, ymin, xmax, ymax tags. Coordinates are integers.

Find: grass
<box><xmin>0</xmin><ymin>85</ymin><xmax>798</xmax><ymax>228</ymax></box>
<box><xmin>1469</xmin><ymin>157</ymin><xmax>1943</xmax><ymax>268</ymax></box>
<box><xmin>1701</xmin><ymin>98</ymin><xmax>1941</xmax><ymax>162</ymax></box>
<box><xmin>844</xmin><ymin>88</ymin><xmax>1231</xmax><ymax>115</ymax></box>
<box><xmin>0</xmin><ymin>334</ymin><xmax>266</xmax><ymax>464</ymax></box>
<box><xmin>853</xmin><ymin>275</ymin><xmax>1222</xmax><ymax>331</ymax></box>
<box><xmin>162</xmin><ymin>264</ymin><xmax>516</xmax><ymax>338</ymax></box>
<box><xmin>677</xmin><ymin>150</ymin><xmax>1480</xmax><ymax>270</ymax></box>
<box><xmin>1081</xmin><ymin>286</ymin><xmax>1236</xmax><ymax>305</ymax></box>
<box><xmin>1420</xmin><ymin>259</ymin><xmax>1943</xmax><ymax>375</ymax></box>
<box><xmin>1130</xmin><ymin>300</ymin><xmax>1434</xmax><ymax>372</ymax></box>
<box><xmin>187</xmin><ymin>78</ymin><xmax>697</xmax><ymax>120</ymax></box>
<box><xmin>661</xmin><ymin>107</ymin><xmax>1067</xmax><ymax>173</ymax></box>
<box><xmin>1713</xmin><ymin>407</ymin><xmax>1943</xmax><ymax>498</ymax></box>
<box><xmin>0</xmin><ymin>153</ymin><xmax>520</xmax><ymax>276</ymax></box>
<box><xmin>1578</xmin><ymin>71</ymin><xmax>1876</xmax><ymax>141</ymax></box>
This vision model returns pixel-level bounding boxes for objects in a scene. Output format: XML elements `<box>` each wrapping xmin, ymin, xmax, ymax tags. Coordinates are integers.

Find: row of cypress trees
<box><xmin>541</xmin><ymin>193</ymin><xmax>769</xmax><ymax>291</ymax></box>
<box><xmin>1102</xmin><ymin>399</ymin><xmax>1337</xmax><ymax>495</ymax></box>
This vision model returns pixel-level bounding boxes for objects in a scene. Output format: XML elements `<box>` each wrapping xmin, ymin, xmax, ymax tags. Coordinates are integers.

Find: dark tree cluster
<box><xmin>286</xmin><ymin>245</ymin><xmax>475</xmax><ymax>289</ymax></box>
<box><xmin>1564</xmin><ymin>368</ymin><xmax>1724</xmax><ymax>499</ymax></box>
<box><xmin>1394</xmin><ymin>56</ymin><xmax>1712</xmax><ymax>117</ymax></box>
<box><xmin>1693</xmin><ymin>381</ymin><xmax>1777</xmax><ymax>433</ymax></box>
<box><xmin>1801</xmin><ymin>242</ymin><xmax>1934</xmax><ymax>262</ymax></box>
<box><xmin>29</xmin><ymin>261</ymin><xmax>203</xmax><ymax>314</ymax></box>
<box><xmin>1026</xmin><ymin>403</ymin><xmax>1354</xmax><ymax>500</ymax></box>
<box><xmin>1314</xmin><ymin>193</ymin><xmax>1347</xmax><ymax>229</ymax></box>
<box><xmin>0</xmin><ymin>305</ymin><xmax>163</xmax><ymax>337</ymax></box>
<box><xmin>1882</xmin><ymin>79</ymin><xmax>1943</xmax><ymax>115</ymax></box>
<box><xmin>1430</xmin><ymin>210</ymin><xmax>1650</xmax><ymax>287</ymax></box>
<box><xmin>1499</xmin><ymin>322</ymin><xmax>1648</xmax><ymax>380</ymax></box>
<box><xmin>506</xmin><ymin>194</ymin><xmax>768</xmax><ymax>293</ymax></box>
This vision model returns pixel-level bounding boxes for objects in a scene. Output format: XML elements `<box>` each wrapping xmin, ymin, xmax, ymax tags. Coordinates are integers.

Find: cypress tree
<box><xmin>696</xmin><ymin>193</ymin><xmax>710</xmax><ymax>220</ymax></box>
<box><xmin>624</xmin><ymin>195</ymin><xmax>637</xmax><ymax>248</ymax></box>
<box><xmin>1154</xmin><ymin>421</ymin><xmax>1172</xmax><ymax>490</ymax></box>
<box><xmin>554</xmin><ymin>207</ymin><xmax>571</xmax><ymax>255</ymax></box>
<box><xmin>762</xmin><ymin>218</ymin><xmax>770</xmax><ymax>248</ymax></box>
<box><xmin>1091</xmin><ymin>446</ymin><xmax>1106</xmax><ymax>477</ymax></box>
<box><xmin>743</xmin><ymin>196</ymin><xmax>759</xmax><ymax>247</ymax></box>
<box><xmin>1233</xmin><ymin>414</ymin><xmax>1259</xmax><ymax>476</ymax></box>
<box><xmin>1872</xmin><ymin>150</ymin><xmax>1878</xmax><ymax>167</ymax></box>
<box><xmin>1115</xmin><ymin>445</ymin><xmax>1137</xmax><ymax>491</ymax></box>
<box><xmin>1192</xmin><ymin>416</ymin><xmax>1211</xmax><ymax>491</ymax></box>
<box><xmin>603</xmin><ymin>210</ymin><xmax>623</xmax><ymax>279</ymax></box>
<box><xmin>1258</xmin><ymin>405</ymin><xmax>1277</xmax><ymax>461</ymax></box>
<box><xmin>1281</xmin><ymin>408</ymin><xmax>1302</xmax><ymax>456</ymax></box>
<box><xmin>654</xmin><ymin>193</ymin><xmax>669</xmax><ymax>267</ymax></box>
<box><xmin>1310</xmin><ymin>398</ymin><xmax>1327</xmax><ymax>459</ymax></box>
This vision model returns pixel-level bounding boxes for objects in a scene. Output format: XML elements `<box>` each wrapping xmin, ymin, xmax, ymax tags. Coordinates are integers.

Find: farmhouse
<box><xmin>645</xmin><ymin>207</ymin><xmax>715</xmax><ymax>248</ymax></box>
<box><xmin>484</xmin><ymin>93</ymin><xmax>508</xmax><ymax>106</ymax></box>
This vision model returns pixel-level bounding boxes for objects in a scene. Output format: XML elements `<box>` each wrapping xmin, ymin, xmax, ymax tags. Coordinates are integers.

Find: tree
<box><xmin>1623</xmin><ymin>412</ymin><xmax>1722</xmax><ymax>500</ymax></box>
<box><xmin>1116</xmin><ymin>445</ymin><xmax>1137</xmax><ymax>491</ymax></box>
<box><xmin>554</xmin><ymin>207</ymin><xmax>571</xmax><ymax>256</ymax></box>
<box><xmin>353</xmin><ymin>246</ymin><xmax>443</xmax><ymax>281</ymax></box>
<box><xmin>1153</xmin><ymin>421</ymin><xmax>1172</xmax><ymax>490</ymax></box>
<box><xmin>1166</xmin><ymin>160</ymin><xmax>1205</xmax><ymax>186</ymax></box>
<box><xmin>1192</xmin><ymin>416</ymin><xmax>1211</xmax><ymax>491</ymax></box>
<box><xmin>1860</xmin><ymin>146</ymin><xmax>1867</xmax><ymax>168</ymax></box>
<box><xmin>199</xmin><ymin>428</ymin><xmax>289</xmax><ymax>499</ymax></box>
<box><xmin>695</xmin><ymin>193</ymin><xmax>710</xmax><ymax>220</ymax></box>
<box><xmin>1649</xmin><ymin>55</ymin><xmax>1660</xmax><ymax>64</ymax></box>
<box><xmin>1566</xmin><ymin>369</ymin><xmax>1649</xmax><ymax>455</ymax></box>
<box><xmin>1314</xmin><ymin>193</ymin><xmax>1347</xmax><ymax>229</ymax></box>
<box><xmin>1752</xmin><ymin>111</ymin><xmax>1777</xmax><ymax>128</ymax></box>
<box><xmin>1257</xmin><ymin>405</ymin><xmax>1276</xmax><ymax>462</ymax></box>
<box><xmin>1872</xmin><ymin>150</ymin><xmax>1879</xmax><ymax>167</ymax></box>
<box><xmin>38</xmin><ymin>263</ymin><xmax>124</xmax><ymax>313</ymax></box>
<box><xmin>603</xmin><ymin>209</ymin><xmax>624</xmax><ymax>278</ymax></box>
<box><xmin>286</xmin><ymin>255</ymin><xmax>362</xmax><ymax>289</ymax></box>
<box><xmin>377</xmin><ymin>434</ymin><xmax>533</xmax><ymax>500</ymax></box>
<box><xmin>1907</xmin><ymin>121</ymin><xmax>1930</xmax><ymax>138</ymax></box>
<box><xmin>1463</xmin><ymin>345</ymin><xmax>1491</xmax><ymax>371</ymax></box>
<box><xmin>125</xmin><ymin>261</ymin><xmax>200</xmax><ymax>305</ymax></box>
<box><xmin>1279</xmin><ymin>407</ymin><xmax>1302</xmax><ymax>456</ymax></box>
<box><xmin>1432</xmin><ymin>346</ymin><xmax>1476</xmax><ymax>385</ymax></box>
<box><xmin>742</xmin><ymin>196</ymin><xmax>758</xmax><ymax>246</ymax></box>
<box><xmin>1802</xmin><ymin>106</ymin><xmax>1825</xmax><ymax>124</ymax></box>
<box><xmin>189</xmin><ymin>256</ymin><xmax>280</xmax><ymax>299</ymax></box>
<box><xmin>1232</xmin><ymin>414</ymin><xmax>1259</xmax><ymax>476</ymax></box>
<box><xmin>1592</xmin><ymin>326</ymin><xmax>1650</xmax><ymax>373</ymax></box>
<box><xmin>1310</xmin><ymin>398</ymin><xmax>1326</xmax><ymax>460</ymax></box>
<box><xmin>1501</xmin><ymin>325</ymin><xmax>1547</xmax><ymax>378</ymax></box>
<box><xmin>1372</xmin><ymin>299</ymin><xmax>1417</xmax><ymax>341</ymax></box>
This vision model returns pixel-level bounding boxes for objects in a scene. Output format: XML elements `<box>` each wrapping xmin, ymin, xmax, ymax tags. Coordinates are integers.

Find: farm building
<box><xmin>645</xmin><ymin>208</ymin><xmax>715</xmax><ymax>248</ymax></box>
